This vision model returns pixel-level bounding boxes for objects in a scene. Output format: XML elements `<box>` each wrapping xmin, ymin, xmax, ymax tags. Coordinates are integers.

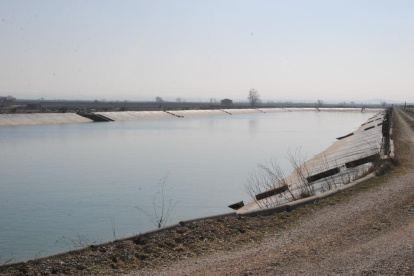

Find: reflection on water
<box><xmin>248</xmin><ymin>119</ymin><xmax>258</xmax><ymax>138</ymax></box>
<box><xmin>0</xmin><ymin>111</ymin><xmax>374</xmax><ymax>261</ymax></box>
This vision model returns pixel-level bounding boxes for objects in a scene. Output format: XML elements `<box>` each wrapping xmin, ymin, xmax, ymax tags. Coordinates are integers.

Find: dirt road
<box><xmin>134</xmin><ymin>109</ymin><xmax>414</xmax><ymax>275</ymax></box>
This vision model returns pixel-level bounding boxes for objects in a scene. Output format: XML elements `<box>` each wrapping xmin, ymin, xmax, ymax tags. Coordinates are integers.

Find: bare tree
<box><xmin>247</xmin><ymin>89</ymin><xmax>260</xmax><ymax>106</ymax></box>
<box><xmin>0</xmin><ymin>96</ymin><xmax>16</xmax><ymax>103</ymax></box>
<box><xmin>244</xmin><ymin>159</ymin><xmax>297</xmax><ymax>209</ymax></box>
<box><xmin>176</xmin><ymin>97</ymin><xmax>182</xmax><ymax>103</ymax></box>
<box><xmin>155</xmin><ymin>96</ymin><xmax>163</xmax><ymax>103</ymax></box>
<box><xmin>287</xmin><ymin>148</ymin><xmax>314</xmax><ymax>198</ymax></box>
<box><xmin>314</xmin><ymin>154</ymin><xmax>339</xmax><ymax>192</ymax></box>
<box><xmin>317</xmin><ymin>99</ymin><xmax>324</xmax><ymax>106</ymax></box>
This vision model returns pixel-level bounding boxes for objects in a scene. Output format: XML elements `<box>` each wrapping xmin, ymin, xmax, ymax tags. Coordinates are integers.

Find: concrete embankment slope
<box><xmin>95</xmin><ymin>108</ymin><xmax>385</xmax><ymax>121</ymax></box>
<box><xmin>238</xmin><ymin>109</ymin><xmax>388</xmax><ymax>214</ymax></box>
<box><xmin>0</xmin><ymin>108</ymin><xmax>384</xmax><ymax>126</ymax></box>
<box><xmin>0</xmin><ymin>113</ymin><xmax>92</xmax><ymax>126</ymax></box>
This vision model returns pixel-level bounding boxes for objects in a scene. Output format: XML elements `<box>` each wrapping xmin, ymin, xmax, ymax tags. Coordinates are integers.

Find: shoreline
<box><xmin>0</xmin><ymin>107</ymin><xmax>384</xmax><ymax>127</ymax></box>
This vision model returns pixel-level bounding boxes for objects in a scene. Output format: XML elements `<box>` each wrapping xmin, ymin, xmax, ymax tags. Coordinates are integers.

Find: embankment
<box><xmin>0</xmin><ymin>108</ymin><xmax>384</xmax><ymax>127</ymax></box>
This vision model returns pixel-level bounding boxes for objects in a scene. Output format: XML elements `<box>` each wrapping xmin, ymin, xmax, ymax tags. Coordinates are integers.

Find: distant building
<box><xmin>221</xmin><ymin>99</ymin><xmax>233</xmax><ymax>105</ymax></box>
<box><xmin>26</xmin><ymin>103</ymin><xmax>42</xmax><ymax>110</ymax></box>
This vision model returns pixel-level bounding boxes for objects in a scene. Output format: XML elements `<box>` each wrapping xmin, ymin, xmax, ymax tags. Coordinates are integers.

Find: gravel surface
<box><xmin>131</xmin><ymin>109</ymin><xmax>414</xmax><ymax>275</ymax></box>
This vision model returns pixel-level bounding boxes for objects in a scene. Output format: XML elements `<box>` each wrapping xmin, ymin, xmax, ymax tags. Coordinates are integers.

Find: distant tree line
<box><xmin>0</xmin><ymin>95</ymin><xmax>16</xmax><ymax>103</ymax></box>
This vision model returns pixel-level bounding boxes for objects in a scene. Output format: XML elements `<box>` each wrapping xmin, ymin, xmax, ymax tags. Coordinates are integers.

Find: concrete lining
<box><xmin>316</xmin><ymin>188</ymin><xmax>341</xmax><ymax>199</ymax></box>
<box><xmin>390</xmin><ymin>139</ymin><xmax>395</xmax><ymax>159</ymax></box>
<box><xmin>339</xmin><ymin>172</ymin><xmax>376</xmax><ymax>190</ymax></box>
<box><xmin>95</xmin><ymin>111</ymin><xmax>175</xmax><ymax>121</ymax></box>
<box><xmin>257</xmin><ymin>108</ymin><xmax>287</xmax><ymax>113</ymax></box>
<box><xmin>240</xmin><ymin>204</ymin><xmax>287</xmax><ymax>217</ymax></box>
<box><xmin>221</xmin><ymin>109</ymin><xmax>260</xmax><ymax>115</ymax></box>
<box><xmin>284</xmin><ymin>108</ymin><xmax>317</xmax><ymax>112</ymax></box>
<box><xmin>238</xmin><ymin>109</ymin><xmax>386</xmax><ymax>214</ymax></box>
<box><xmin>220</xmin><ymin>109</ymin><xmax>232</xmax><ymax>115</ymax></box>
<box><xmin>320</xmin><ymin>108</ymin><xmax>373</xmax><ymax>112</ymax></box>
<box><xmin>336</xmin><ymin>133</ymin><xmax>354</xmax><ymax>140</ymax></box>
<box><xmin>0</xmin><ymin>113</ymin><xmax>92</xmax><ymax>126</ymax></box>
<box><xmin>285</xmin><ymin>196</ymin><xmax>319</xmax><ymax>212</ymax></box>
<box><xmin>255</xmin><ymin>185</ymin><xmax>288</xmax><ymax>200</ymax></box>
<box><xmin>167</xmin><ymin>110</ymin><xmax>229</xmax><ymax>117</ymax></box>
<box><xmin>307</xmin><ymin>167</ymin><xmax>340</xmax><ymax>183</ymax></box>
<box><xmin>1</xmin><ymin>108</ymin><xmax>384</xmax><ymax>127</ymax></box>
<box><xmin>345</xmin><ymin>154</ymin><xmax>378</xmax><ymax>168</ymax></box>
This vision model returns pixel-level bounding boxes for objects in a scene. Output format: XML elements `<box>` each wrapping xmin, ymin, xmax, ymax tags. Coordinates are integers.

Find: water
<box><xmin>0</xmin><ymin>111</ymin><xmax>373</xmax><ymax>262</ymax></box>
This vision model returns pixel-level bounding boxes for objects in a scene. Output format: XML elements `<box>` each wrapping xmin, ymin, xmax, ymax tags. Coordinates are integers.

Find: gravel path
<box><xmin>132</xmin><ymin>109</ymin><xmax>414</xmax><ymax>276</ymax></box>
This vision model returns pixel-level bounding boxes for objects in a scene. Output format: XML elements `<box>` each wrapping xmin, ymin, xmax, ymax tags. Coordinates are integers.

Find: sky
<box><xmin>1</xmin><ymin>0</ymin><xmax>413</xmax><ymax>103</ymax></box>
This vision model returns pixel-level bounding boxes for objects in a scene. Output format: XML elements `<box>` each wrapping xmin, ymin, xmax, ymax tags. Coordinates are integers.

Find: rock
<box><xmin>174</xmin><ymin>237</ymin><xmax>184</xmax><ymax>243</ymax></box>
<box><xmin>164</xmin><ymin>241</ymin><xmax>175</xmax><ymax>248</ymax></box>
<box><xmin>372</xmin><ymin>225</ymin><xmax>381</xmax><ymax>230</ymax></box>
<box><xmin>76</xmin><ymin>265</ymin><xmax>86</xmax><ymax>271</ymax></box>
<box><xmin>134</xmin><ymin>237</ymin><xmax>147</xmax><ymax>245</ymax></box>
<box><xmin>176</xmin><ymin>228</ymin><xmax>187</xmax><ymax>234</ymax></box>
<box><xmin>142</xmin><ymin>245</ymin><xmax>152</xmax><ymax>253</ymax></box>
<box><xmin>135</xmin><ymin>253</ymin><xmax>149</xmax><ymax>260</ymax></box>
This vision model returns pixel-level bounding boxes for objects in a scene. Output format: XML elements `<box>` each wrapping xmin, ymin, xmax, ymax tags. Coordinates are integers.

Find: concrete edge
<box><xmin>239</xmin><ymin>205</ymin><xmax>287</xmax><ymax>217</ymax></box>
<box><xmin>338</xmin><ymin>172</ymin><xmax>376</xmax><ymax>191</ymax></box>
<box><xmin>285</xmin><ymin>195</ymin><xmax>319</xmax><ymax>212</ymax></box>
<box><xmin>120</xmin><ymin>223</ymin><xmax>182</xmax><ymax>242</ymax></box>
<box><xmin>389</xmin><ymin>112</ymin><xmax>395</xmax><ymax>159</ymax></box>
<box><xmin>238</xmin><ymin>170</ymin><xmax>378</xmax><ymax>216</ymax></box>
<box><xmin>178</xmin><ymin>212</ymin><xmax>238</xmax><ymax>227</ymax></box>
<box><xmin>389</xmin><ymin>111</ymin><xmax>395</xmax><ymax>159</ymax></box>
<box><xmin>316</xmin><ymin>188</ymin><xmax>341</xmax><ymax>199</ymax></box>
<box><xmin>389</xmin><ymin>139</ymin><xmax>395</xmax><ymax>159</ymax></box>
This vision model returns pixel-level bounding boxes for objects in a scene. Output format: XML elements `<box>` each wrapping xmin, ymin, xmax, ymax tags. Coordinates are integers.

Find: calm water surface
<box><xmin>0</xmin><ymin>112</ymin><xmax>373</xmax><ymax>261</ymax></box>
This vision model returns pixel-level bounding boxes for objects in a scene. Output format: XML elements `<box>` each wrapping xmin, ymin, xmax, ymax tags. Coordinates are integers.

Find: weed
<box><xmin>136</xmin><ymin>174</ymin><xmax>178</xmax><ymax>228</ymax></box>
<box><xmin>110</xmin><ymin>216</ymin><xmax>116</xmax><ymax>240</ymax></box>
<box><xmin>55</xmin><ymin>230</ymin><xmax>97</xmax><ymax>251</ymax></box>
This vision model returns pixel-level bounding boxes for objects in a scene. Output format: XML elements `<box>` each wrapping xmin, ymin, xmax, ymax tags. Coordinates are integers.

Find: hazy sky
<box><xmin>1</xmin><ymin>1</ymin><xmax>413</xmax><ymax>103</ymax></box>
